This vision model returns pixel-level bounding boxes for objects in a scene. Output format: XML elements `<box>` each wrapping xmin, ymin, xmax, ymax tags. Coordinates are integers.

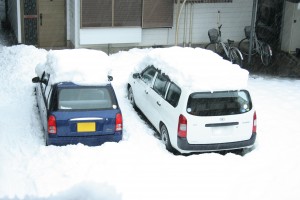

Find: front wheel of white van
<box><xmin>160</xmin><ymin>125</ymin><xmax>173</xmax><ymax>152</ymax></box>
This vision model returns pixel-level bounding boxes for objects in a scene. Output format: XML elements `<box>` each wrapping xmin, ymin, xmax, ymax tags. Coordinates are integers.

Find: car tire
<box><xmin>128</xmin><ymin>86</ymin><xmax>136</xmax><ymax>108</ymax></box>
<box><xmin>160</xmin><ymin>124</ymin><xmax>173</xmax><ymax>152</ymax></box>
<box><xmin>44</xmin><ymin>133</ymin><xmax>49</xmax><ymax>146</ymax></box>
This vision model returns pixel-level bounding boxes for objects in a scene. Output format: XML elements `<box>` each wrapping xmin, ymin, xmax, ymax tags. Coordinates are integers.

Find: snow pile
<box><xmin>135</xmin><ymin>47</ymin><xmax>249</xmax><ymax>91</ymax></box>
<box><xmin>20</xmin><ymin>182</ymin><xmax>121</xmax><ymax>200</ymax></box>
<box><xmin>33</xmin><ymin>47</ymin><xmax>248</xmax><ymax>91</ymax></box>
<box><xmin>35</xmin><ymin>49</ymin><xmax>111</xmax><ymax>85</ymax></box>
<box><xmin>1</xmin><ymin>45</ymin><xmax>300</xmax><ymax>200</ymax></box>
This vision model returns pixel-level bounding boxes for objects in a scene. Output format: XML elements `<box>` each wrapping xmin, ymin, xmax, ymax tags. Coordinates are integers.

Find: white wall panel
<box><xmin>80</xmin><ymin>27</ymin><xmax>142</xmax><ymax>45</ymax></box>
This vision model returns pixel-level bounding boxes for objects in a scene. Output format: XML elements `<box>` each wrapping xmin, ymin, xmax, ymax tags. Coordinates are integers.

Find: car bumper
<box><xmin>47</xmin><ymin>133</ymin><xmax>122</xmax><ymax>146</ymax></box>
<box><xmin>177</xmin><ymin>132</ymin><xmax>256</xmax><ymax>152</ymax></box>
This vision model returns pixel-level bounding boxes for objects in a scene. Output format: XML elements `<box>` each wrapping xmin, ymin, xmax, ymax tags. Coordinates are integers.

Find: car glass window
<box><xmin>186</xmin><ymin>90</ymin><xmax>252</xmax><ymax>116</ymax></box>
<box><xmin>153</xmin><ymin>73</ymin><xmax>169</xmax><ymax>97</ymax></box>
<box><xmin>166</xmin><ymin>83</ymin><xmax>181</xmax><ymax>107</ymax></box>
<box><xmin>141</xmin><ymin>66</ymin><xmax>156</xmax><ymax>85</ymax></box>
<box><xmin>58</xmin><ymin>87</ymin><xmax>113</xmax><ymax>110</ymax></box>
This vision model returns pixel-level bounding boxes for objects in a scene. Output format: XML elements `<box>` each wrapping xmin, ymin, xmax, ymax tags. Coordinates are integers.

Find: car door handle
<box><xmin>145</xmin><ymin>90</ymin><xmax>148</xmax><ymax>94</ymax></box>
<box><xmin>156</xmin><ymin>101</ymin><xmax>161</xmax><ymax>106</ymax></box>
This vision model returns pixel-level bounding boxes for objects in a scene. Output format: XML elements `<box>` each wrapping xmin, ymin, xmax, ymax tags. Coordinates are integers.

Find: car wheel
<box><xmin>128</xmin><ymin>86</ymin><xmax>136</xmax><ymax>108</ymax></box>
<box><xmin>160</xmin><ymin>124</ymin><xmax>173</xmax><ymax>152</ymax></box>
<box><xmin>45</xmin><ymin>135</ymin><xmax>49</xmax><ymax>146</ymax></box>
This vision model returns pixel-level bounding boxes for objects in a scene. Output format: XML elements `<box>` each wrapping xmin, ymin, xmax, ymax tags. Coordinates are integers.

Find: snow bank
<box><xmin>1</xmin><ymin>45</ymin><xmax>300</xmax><ymax>200</ymax></box>
<box><xmin>135</xmin><ymin>47</ymin><xmax>249</xmax><ymax>91</ymax></box>
<box><xmin>16</xmin><ymin>182</ymin><xmax>121</xmax><ymax>200</ymax></box>
<box><xmin>35</xmin><ymin>49</ymin><xmax>111</xmax><ymax>85</ymax></box>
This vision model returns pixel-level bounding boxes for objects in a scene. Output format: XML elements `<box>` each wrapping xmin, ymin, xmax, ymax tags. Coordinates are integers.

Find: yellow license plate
<box><xmin>77</xmin><ymin>122</ymin><xmax>96</xmax><ymax>132</ymax></box>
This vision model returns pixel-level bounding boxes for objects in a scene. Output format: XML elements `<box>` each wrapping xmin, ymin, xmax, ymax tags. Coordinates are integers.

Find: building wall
<box><xmin>69</xmin><ymin>0</ymin><xmax>253</xmax><ymax>50</ymax></box>
<box><xmin>142</xmin><ymin>0</ymin><xmax>253</xmax><ymax>47</ymax></box>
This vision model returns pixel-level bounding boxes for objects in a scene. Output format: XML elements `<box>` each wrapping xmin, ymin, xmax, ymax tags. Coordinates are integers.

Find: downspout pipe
<box><xmin>175</xmin><ymin>0</ymin><xmax>187</xmax><ymax>46</ymax></box>
<box><xmin>5</xmin><ymin>0</ymin><xmax>8</xmax><ymax>22</ymax></box>
<box><xmin>183</xmin><ymin>3</ymin><xmax>187</xmax><ymax>47</ymax></box>
<box><xmin>248</xmin><ymin>0</ymin><xmax>258</xmax><ymax>64</ymax></box>
<box><xmin>189</xmin><ymin>3</ymin><xmax>194</xmax><ymax>47</ymax></box>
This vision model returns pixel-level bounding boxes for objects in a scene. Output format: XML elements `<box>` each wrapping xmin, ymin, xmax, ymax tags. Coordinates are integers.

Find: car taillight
<box><xmin>252</xmin><ymin>111</ymin><xmax>257</xmax><ymax>133</ymax></box>
<box><xmin>115</xmin><ymin>113</ymin><xmax>122</xmax><ymax>131</ymax></box>
<box><xmin>48</xmin><ymin>115</ymin><xmax>57</xmax><ymax>134</ymax></box>
<box><xmin>178</xmin><ymin>114</ymin><xmax>187</xmax><ymax>138</ymax></box>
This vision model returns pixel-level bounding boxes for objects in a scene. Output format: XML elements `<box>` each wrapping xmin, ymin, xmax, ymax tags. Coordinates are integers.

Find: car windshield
<box><xmin>187</xmin><ymin>90</ymin><xmax>252</xmax><ymax>116</ymax></box>
<box><xmin>58</xmin><ymin>87</ymin><xmax>113</xmax><ymax>110</ymax></box>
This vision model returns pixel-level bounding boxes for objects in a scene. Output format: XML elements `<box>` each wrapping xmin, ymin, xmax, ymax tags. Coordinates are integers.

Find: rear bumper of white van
<box><xmin>177</xmin><ymin>132</ymin><xmax>256</xmax><ymax>151</ymax></box>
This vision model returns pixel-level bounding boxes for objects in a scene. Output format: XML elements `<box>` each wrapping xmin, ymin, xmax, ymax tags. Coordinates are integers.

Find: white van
<box><xmin>127</xmin><ymin>47</ymin><xmax>256</xmax><ymax>154</ymax></box>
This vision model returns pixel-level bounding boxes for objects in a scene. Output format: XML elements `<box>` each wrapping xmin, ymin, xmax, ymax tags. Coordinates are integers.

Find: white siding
<box><xmin>80</xmin><ymin>27</ymin><xmax>142</xmax><ymax>45</ymax></box>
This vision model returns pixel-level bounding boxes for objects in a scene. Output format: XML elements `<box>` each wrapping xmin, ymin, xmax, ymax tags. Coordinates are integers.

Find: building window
<box><xmin>81</xmin><ymin>0</ymin><xmax>142</xmax><ymax>28</ymax></box>
<box><xmin>142</xmin><ymin>0</ymin><xmax>174</xmax><ymax>28</ymax></box>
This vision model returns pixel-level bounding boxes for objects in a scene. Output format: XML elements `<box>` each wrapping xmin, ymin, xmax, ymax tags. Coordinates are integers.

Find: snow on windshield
<box><xmin>35</xmin><ymin>49</ymin><xmax>111</xmax><ymax>85</ymax></box>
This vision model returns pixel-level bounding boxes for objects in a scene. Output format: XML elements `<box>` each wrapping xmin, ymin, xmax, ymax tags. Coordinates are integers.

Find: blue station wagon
<box><xmin>32</xmin><ymin>72</ymin><xmax>122</xmax><ymax>146</ymax></box>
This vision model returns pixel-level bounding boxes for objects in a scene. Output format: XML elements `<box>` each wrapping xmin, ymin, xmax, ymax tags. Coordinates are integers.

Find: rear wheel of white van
<box><xmin>160</xmin><ymin>124</ymin><xmax>173</xmax><ymax>152</ymax></box>
<box><xmin>128</xmin><ymin>86</ymin><xmax>136</xmax><ymax>108</ymax></box>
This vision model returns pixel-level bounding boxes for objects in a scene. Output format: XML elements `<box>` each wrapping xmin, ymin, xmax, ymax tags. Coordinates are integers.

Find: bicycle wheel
<box><xmin>205</xmin><ymin>42</ymin><xmax>217</xmax><ymax>53</ymax></box>
<box><xmin>260</xmin><ymin>42</ymin><xmax>272</xmax><ymax>66</ymax></box>
<box><xmin>229</xmin><ymin>47</ymin><xmax>243</xmax><ymax>67</ymax></box>
<box><xmin>238</xmin><ymin>38</ymin><xmax>256</xmax><ymax>56</ymax></box>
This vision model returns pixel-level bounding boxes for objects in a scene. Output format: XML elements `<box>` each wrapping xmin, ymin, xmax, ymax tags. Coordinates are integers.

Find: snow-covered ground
<box><xmin>0</xmin><ymin>45</ymin><xmax>300</xmax><ymax>200</ymax></box>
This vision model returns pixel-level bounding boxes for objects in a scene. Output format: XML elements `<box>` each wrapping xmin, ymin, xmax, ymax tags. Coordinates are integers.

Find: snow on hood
<box><xmin>35</xmin><ymin>49</ymin><xmax>111</xmax><ymax>85</ymax></box>
<box><xmin>135</xmin><ymin>47</ymin><xmax>249</xmax><ymax>91</ymax></box>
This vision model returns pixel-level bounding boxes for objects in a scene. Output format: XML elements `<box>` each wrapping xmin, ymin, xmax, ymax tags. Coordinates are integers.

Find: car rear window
<box><xmin>58</xmin><ymin>87</ymin><xmax>113</xmax><ymax>110</ymax></box>
<box><xmin>187</xmin><ymin>90</ymin><xmax>252</xmax><ymax>116</ymax></box>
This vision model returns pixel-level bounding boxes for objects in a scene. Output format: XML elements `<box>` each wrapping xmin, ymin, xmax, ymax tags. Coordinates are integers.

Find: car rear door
<box><xmin>146</xmin><ymin>72</ymin><xmax>170</xmax><ymax>130</ymax></box>
<box><xmin>50</xmin><ymin>85</ymin><xmax>121</xmax><ymax>137</ymax></box>
<box><xmin>54</xmin><ymin>110</ymin><xmax>120</xmax><ymax>137</ymax></box>
<box><xmin>185</xmin><ymin>90</ymin><xmax>254</xmax><ymax>144</ymax></box>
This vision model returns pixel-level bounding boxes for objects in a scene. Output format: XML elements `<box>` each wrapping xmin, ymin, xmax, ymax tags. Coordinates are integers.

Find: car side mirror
<box><xmin>132</xmin><ymin>73</ymin><xmax>140</xmax><ymax>79</ymax></box>
<box><xmin>32</xmin><ymin>77</ymin><xmax>40</xmax><ymax>83</ymax></box>
<box><xmin>108</xmin><ymin>75</ymin><xmax>113</xmax><ymax>81</ymax></box>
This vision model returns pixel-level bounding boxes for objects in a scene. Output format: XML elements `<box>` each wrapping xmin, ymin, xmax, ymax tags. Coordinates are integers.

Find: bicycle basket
<box><xmin>208</xmin><ymin>28</ymin><xmax>219</xmax><ymax>43</ymax></box>
<box><xmin>244</xmin><ymin>26</ymin><xmax>251</xmax><ymax>39</ymax></box>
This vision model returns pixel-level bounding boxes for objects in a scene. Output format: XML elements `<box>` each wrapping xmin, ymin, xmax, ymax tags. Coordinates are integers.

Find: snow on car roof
<box><xmin>35</xmin><ymin>49</ymin><xmax>111</xmax><ymax>85</ymax></box>
<box><xmin>136</xmin><ymin>47</ymin><xmax>249</xmax><ymax>91</ymax></box>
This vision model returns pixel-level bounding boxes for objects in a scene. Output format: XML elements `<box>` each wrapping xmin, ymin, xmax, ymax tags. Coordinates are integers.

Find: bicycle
<box><xmin>205</xmin><ymin>24</ymin><xmax>243</xmax><ymax>67</ymax></box>
<box><xmin>238</xmin><ymin>26</ymin><xmax>272</xmax><ymax>66</ymax></box>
